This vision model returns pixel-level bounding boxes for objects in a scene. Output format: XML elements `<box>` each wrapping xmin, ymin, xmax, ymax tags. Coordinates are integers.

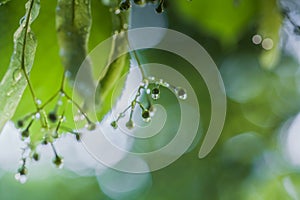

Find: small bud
<box><xmin>17</xmin><ymin>120</ymin><xmax>24</xmax><ymax>128</ymax></box>
<box><xmin>32</xmin><ymin>152</ymin><xmax>40</xmax><ymax>161</ymax></box>
<box><xmin>48</xmin><ymin>112</ymin><xmax>57</xmax><ymax>123</ymax></box>
<box><xmin>53</xmin><ymin>155</ymin><xmax>64</xmax><ymax>169</ymax></box>
<box><xmin>110</xmin><ymin>121</ymin><xmax>118</xmax><ymax>129</ymax></box>
<box><xmin>75</xmin><ymin>133</ymin><xmax>81</xmax><ymax>141</ymax></box>
<box><xmin>21</xmin><ymin>129</ymin><xmax>29</xmax><ymax>138</ymax></box>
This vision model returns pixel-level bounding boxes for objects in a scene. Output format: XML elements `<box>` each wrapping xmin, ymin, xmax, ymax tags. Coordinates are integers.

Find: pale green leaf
<box><xmin>0</xmin><ymin>0</ymin><xmax>40</xmax><ymax>132</ymax></box>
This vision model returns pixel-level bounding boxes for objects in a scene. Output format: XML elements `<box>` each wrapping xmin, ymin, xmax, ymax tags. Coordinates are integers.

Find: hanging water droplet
<box><xmin>175</xmin><ymin>87</ymin><xmax>187</xmax><ymax>100</ymax></box>
<box><xmin>15</xmin><ymin>166</ymin><xmax>28</xmax><ymax>184</ymax></box>
<box><xmin>126</xmin><ymin>120</ymin><xmax>134</xmax><ymax>129</ymax></box>
<box><xmin>84</xmin><ymin>0</ymin><xmax>89</xmax><ymax>5</ymax></box>
<box><xmin>149</xmin><ymin>105</ymin><xmax>156</xmax><ymax>117</ymax></box>
<box><xmin>86</xmin><ymin>122</ymin><xmax>96</xmax><ymax>131</ymax></box>
<box><xmin>151</xmin><ymin>87</ymin><xmax>160</xmax><ymax>100</ymax></box>
<box><xmin>15</xmin><ymin>173</ymin><xmax>27</xmax><ymax>184</ymax></box>
<box><xmin>13</xmin><ymin>68</ymin><xmax>22</xmax><ymax>82</ymax></box>
<box><xmin>142</xmin><ymin>110</ymin><xmax>151</xmax><ymax>122</ymax></box>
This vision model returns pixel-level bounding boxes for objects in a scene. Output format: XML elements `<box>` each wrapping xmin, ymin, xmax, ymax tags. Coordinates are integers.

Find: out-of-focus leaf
<box><xmin>96</xmin><ymin>18</ymin><xmax>130</xmax><ymax>120</ymax></box>
<box><xmin>175</xmin><ymin>0</ymin><xmax>259</xmax><ymax>45</ymax></box>
<box><xmin>56</xmin><ymin>0</ymin><xmax>96</xmax><ymax>105</ymax></box>
<box><xmin>258</xmin><ymin>0</ymin><xmax>282</xmax><ymax>69</ymax></box>
<box><xmin>0</xmin><ymin>0</ymin><xmax>40</xmax><ymax>132</ymax></box>
<box><xmin>0</xmin><ymin>0</ymin><xmax>11</xmax><ymax>6</ymax></box>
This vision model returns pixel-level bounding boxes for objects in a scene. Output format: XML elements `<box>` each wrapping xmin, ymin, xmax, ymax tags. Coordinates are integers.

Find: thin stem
<box><xmin>130</xmin><ymin>49</ymin><xmax>146</xmax><ymax>78</ymax></box>
<box><xmin>50</xmin><ymin>143</ymin><xmax>58</xmax><ymax>157</ymax></box>
<box><xmin>63</xmin><ymin>92</ymin><xmax>92</xmax><ymax>124</ymax></box>
<box><xmin>20</xmin><ymin>0</ymin><xmax>39</xmax><ymax>110</ymax></box>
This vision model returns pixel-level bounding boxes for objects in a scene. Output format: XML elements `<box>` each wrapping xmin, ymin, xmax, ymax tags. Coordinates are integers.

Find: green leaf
<box><xmin>56</xmin><ymin>0</ymin><xmax>93</xmax><ymax>81</ymax></box>
<box><xmin>0</xmin><ymin>0</ymin><xmax>40</xmax><ymax>132</ymax></box>
<box><xmin>96</xmin><ymin>36</ymin><xmax>130</xmax><ymax>120</ymax></box>
<box><xmin>0</xmin><ymin>0</ymin><xmax>11</xmax><ymax>6</ymax></box>
<box><xmin>95</xmin><ymin>5</ymin><xmax>130</xmax><ymax>121</ymax></box>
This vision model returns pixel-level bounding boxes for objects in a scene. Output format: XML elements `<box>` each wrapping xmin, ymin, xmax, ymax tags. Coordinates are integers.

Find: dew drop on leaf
<box><xmin>13</xmin><ymin>68</ymin><xmax>23</xmax><ymax>82</ymax></box>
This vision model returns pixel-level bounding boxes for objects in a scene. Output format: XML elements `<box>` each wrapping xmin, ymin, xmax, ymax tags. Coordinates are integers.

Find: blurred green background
<box><xmin>1</xmin><ymin>0</ymin><xmax>300</xmax><ymax>199</ymax></box>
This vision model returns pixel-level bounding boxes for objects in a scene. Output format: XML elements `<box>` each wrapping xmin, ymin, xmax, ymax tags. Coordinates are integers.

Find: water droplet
<box><xmin>123</xmin><ymin>23</ymin><xmax>129</xmax><ymax>30</ymax></box>
<box><xmin>126</xmin><ymin>120</ymin><xmax>134</xmax><ymax>129</ymax></box>
<box><xmin>86</xmin><ymin>122</ymin><xmax>96</xmax><ymax>131</ymax></box>
<box><xmin>161</xmin><ymin>81</ymin><xmax>170</xmax><ymax>88</ymax></box>
<box><xmin>6</xmin><ymin>89</ymin><xmax>14</xmax><ymax>97</ymax></box>
<box><xmin>57</xmin><ymin>100</ymin><xmax>63</xmax><ymax>106</ymax></box>
<box><xmin>15</xmin><ymin>173</ymin><xmax>27</xmax><ymax>184</ymax></box>
<box><xmin>115</xmin><ymin>9</ymin><xmax>121</xmax><ymax>15</ymax></box>
<box><xmin>35</xmin><ymin>113</ymin><xmax>41</xmax><ymax>119</ymax></box>
<box><xmin>64</xmin><ymin>71</ymin><xmax>71</xmax><ymax>78</ymax></box>
<box><xmin>175</xmin><ymin>87</ymin><xmax>187</xmax><ymax>100</ymax></box>
<box><xmin>151</xmin><ymin>93</ymin><xmax>160</xmax><ymax>100</ymax></box>
<box><xmin>35</xmin><ymin>99</ymin><xmax>42</xmax><ymax>105</ymax></box>
<box><xmin>142</xmin><ymin>110</ymin><xmax>151</xmax><ymax>122</ymax></box>
<box><xmin>19</xmin><ymin>16</ymin><xmax>26</xmax><ymax>26</ymax></box>
<box><xmin>84</xmin><ymin>0</ymin><xmax>89</xmax><ymax>5</ymax></box>
<box><xmin>13</xmin><ymin>68</ymin><xmax>22</xmax><ymax>82</ymax></box>
<box><xmin>151</xmin><ymin>87</ymin><xmax>160</xmax><ymax>100</ymax></box>
<box><xmin>148</xmin><ymin>76</ymin><xmax>155</xmax><ymax>81</ymax></box>
<box><xmin>74</xmin><ymin>114</ymin><xmax>85</xmax><ymax>122</ymax></box>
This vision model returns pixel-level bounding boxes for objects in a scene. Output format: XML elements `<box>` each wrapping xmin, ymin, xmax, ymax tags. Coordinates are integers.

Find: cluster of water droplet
<box><xmin>110</xmin><ymin>76</ymin><xmax>187</xmax><ymax>130</ymax></box>
<box><xmin>14</xmin><ymin>90</ymin><xmax>96</xmax><ymax>183</ymax></box>
<box><xmin>117</xmin><ymin>0</ymin><xmax>165</xmax><ymax>14</ymax></box>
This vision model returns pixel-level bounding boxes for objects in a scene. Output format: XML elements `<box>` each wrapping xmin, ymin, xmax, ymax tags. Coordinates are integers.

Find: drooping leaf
<box><xmin>95</xmin><ymin>2</ymin><xmax>130</xmax><ymax>121</ymax></box>
<box><xmin>0</xmin><ymin>0</ymin><xmax>40</xmax><ymax>132</ymax></box>
<box><xmin>0</xmin><ymin>0</ymin><xmax>11</xmax><ymax>6</ymax></box>
<box><xmin>56</xmin><ymin>0</ymin><xmax>95</xmax><ymax>103</ymax></box>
